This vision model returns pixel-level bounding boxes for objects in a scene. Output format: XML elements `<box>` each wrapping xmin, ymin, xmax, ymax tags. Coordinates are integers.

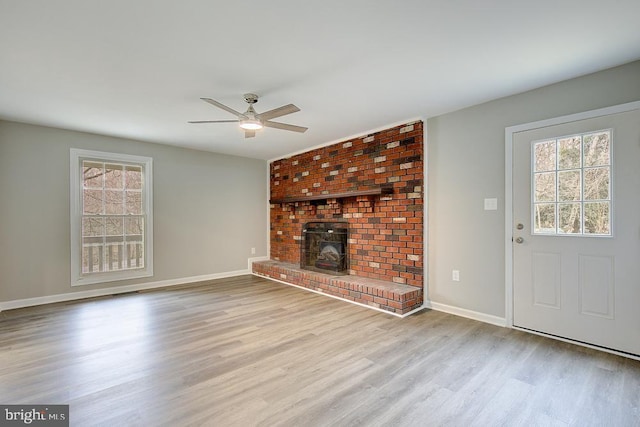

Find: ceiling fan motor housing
<box><xmin>243</xmin><ymin>93</ymin><xmax>259</xmax><ymax>104</ymax></box>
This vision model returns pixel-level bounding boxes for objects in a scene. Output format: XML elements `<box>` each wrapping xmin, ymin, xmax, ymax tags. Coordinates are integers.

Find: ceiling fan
<box><xmin>189</xmin><ymin>93</ymin><xmax>308</xmax><ymax>138</ymax></box>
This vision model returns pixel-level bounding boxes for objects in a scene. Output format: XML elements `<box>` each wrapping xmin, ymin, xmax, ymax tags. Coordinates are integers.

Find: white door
<box><xmin>512</xmin><ymin>107</ymin><xmax>640</xmax><ymax>356</ymax></box>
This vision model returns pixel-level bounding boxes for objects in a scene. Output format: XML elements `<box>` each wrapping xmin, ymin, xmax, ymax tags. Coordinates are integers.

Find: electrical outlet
<box><xmin>452</xmin><ymin>270</ymin><xmax>460</xmax><ymax>282</ymax></box>
<box><xmin>251</xmin><ymin>247</ymin><xmax>256</xmax><ymax>255</ymax></box>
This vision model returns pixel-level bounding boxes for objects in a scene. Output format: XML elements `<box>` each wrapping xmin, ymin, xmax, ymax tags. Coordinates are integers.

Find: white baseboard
<box><xmin>0</xmin><ymin>268</ymin><xmax>250</xmax><ymax>312</ymax></box>
<box><xmin>425</xmin><ymin>300</ymin><xmax>507</xmax><ymax>327</ymax></box>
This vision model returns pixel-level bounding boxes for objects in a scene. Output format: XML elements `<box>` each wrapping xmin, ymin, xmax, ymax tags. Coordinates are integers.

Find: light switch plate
<box><xmin>484</xmin><ymin>198</ymin><xmax>498</xmax><ymax>211</ymax></box>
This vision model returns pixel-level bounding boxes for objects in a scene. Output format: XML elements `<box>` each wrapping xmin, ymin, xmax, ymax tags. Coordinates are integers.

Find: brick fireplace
<box><xmin>253</xmin><ymin>121</ymin><xmax>424</xmax><ymax>315</ymax></box>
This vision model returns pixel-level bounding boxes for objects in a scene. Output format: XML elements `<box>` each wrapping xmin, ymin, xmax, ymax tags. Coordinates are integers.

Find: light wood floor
<box><xmin>1</xmin><ymin>275</ymin><xmax>639</xmax><ymax>426</ymax></box>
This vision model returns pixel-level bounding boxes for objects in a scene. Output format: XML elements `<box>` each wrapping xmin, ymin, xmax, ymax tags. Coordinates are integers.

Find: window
<box><xmin>532</xmin><ymin>130</ymin><xmax>611</xmax><ymax>236</ymax></box>
<box><xmin>70</xmin><ymin>149</ymin><xmax>153</xmax><ymax>286</ymax></box>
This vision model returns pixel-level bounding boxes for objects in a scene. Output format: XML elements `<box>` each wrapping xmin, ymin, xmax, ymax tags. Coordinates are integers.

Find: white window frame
<box><xmin>70</xmin><ymin>149</ymin><xmax>153</xmax><ymax>286</ymax></box>
<box><xmin>529</xmin><ymin>129</ymin><xmax>613</xmax><ymax>237</ymax></box>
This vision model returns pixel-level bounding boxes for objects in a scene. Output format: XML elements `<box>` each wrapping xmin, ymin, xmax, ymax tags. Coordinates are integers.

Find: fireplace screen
<box><xmin>301</xmin><ymin>222</ymin><xmax>348</xmax><ymax>275</ymax></box>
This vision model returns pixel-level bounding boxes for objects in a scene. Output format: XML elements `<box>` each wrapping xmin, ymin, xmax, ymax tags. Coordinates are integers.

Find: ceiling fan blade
<box><xmin>257</xmin><ymin>104</ymin><xmax>300</xmax><ymax>121</ymax></box>
<box><xmin>188</xmin><ymin>120</ymin><xmax>239</xmax><ymax>124</ymax></box>
<box><xmin>201</xmin><ymin>98</ymin><xmax>245</xmax><ymax>118</ymax></box>
<box><xmin>263</xmin><ymin>121</ymin><xmax>308</xmax><ymax>133</ymax></box>
<box><xmin>244</xmin><ymin>130</ymin><xmax>256</xmax><ymax>138</ymax></box>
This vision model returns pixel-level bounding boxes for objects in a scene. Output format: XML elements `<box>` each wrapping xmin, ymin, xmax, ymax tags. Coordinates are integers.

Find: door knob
<box><xmin>515</xmin><ymin>237</ymin><xmax>524</xmax><ymax>244</ymax></box>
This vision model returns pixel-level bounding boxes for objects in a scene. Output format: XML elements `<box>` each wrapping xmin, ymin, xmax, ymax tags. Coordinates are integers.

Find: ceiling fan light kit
<box><xmin>239</xmin><ymin>119</ymin><xmax>263</xmax><ymax>130</ymax></box>
<box><xmin>189</xmin><ymin>93</ymin><xmax>307</xmax><ymax>138</ymax></box>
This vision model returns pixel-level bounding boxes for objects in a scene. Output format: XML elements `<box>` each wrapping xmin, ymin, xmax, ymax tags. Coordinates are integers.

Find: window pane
<box><xmin>558</xmin><ymin>170</ymin><xmax>581</xmax><ymax>201</ymax></box>
<box><xmin>83</xmin><ymin>217</ymin><xmax>104</xmax><ymax>237</ymax></box>
<box><xmin>583</xmin><ymin>131</ymin><xmax>610</xmax><ymax>167</ymax></box>
<box><xmin>558</xmin><ymin>136</ymin><xmax>581</xmax><ymax>169</ymax></box>
<box><xmin>584</xmin><ymin>167</ymin><xmax>610</xmax><ymax>200</ymax></box>
<box><xmin>125</xmin><ymin>217</ymin><xmax>144</xmax><ymax>237</ymax></box>
<box><xmin>126</xmin><ymin>191</ymin><xmax>142</xmax><ymax>214</ymax></box>
<box><xmin>584</xmin><ymin>202</ymin><xmax>610</xmax><ymax>235</ymax></box>
<box><xmin>104</xmin><ymin>190</ymin><xmax>124</xmax><ymax>214</ymax></box>
<box><xmin>534</xmin><ymin>172</ymin><xmax>556</xmax><ymax>202</ymax></box>
<box><xmin>534</xmin><ymin>140</ymin><xmax>556</xmax><ymax>172</ymax></box>
<box><xmin>559</xmin><ymin>203</ymin><xmax>582</xmax><ymax>234</ymax></box>
<box><xmin>83</xmin><ymin>163</ymin><xmax>104</xmax><ymax>189</ymax></box>
<box><xmin>126</xmin><ymin>242</ymin><xmax>144</xmax><ymax>268</ymax></box>
<box><xmin>125</xmin><ymin>166</ymin><xmax>142</xmax><ymax>190</ymax></box>
<box><xmin>82</xmin><ymin>245</ymin><xmax>102</xmax><ymax>273</ymax></box>
<box><xmin>105</xmin><ymin>217</ymin><xmax>123</xmax><ymax>236</ymax></box>
<box><xmin>104</xmin><ymin>164</ymin><xmax>124</xmax><ymax>189</ymax></box>
<box><xmin>106</xmin><ymin>243</ymin><xmax>123</xmax><ymax>271</ymax></box>
<box><xmin>83</xmin><ymin>189</ymin><xmax>103</xmax><ymax>214</ymax></box>
<box><xmin>534</xmin><ymin>203</ymin><xmax>556</xmax><ymax>234</ymax></box>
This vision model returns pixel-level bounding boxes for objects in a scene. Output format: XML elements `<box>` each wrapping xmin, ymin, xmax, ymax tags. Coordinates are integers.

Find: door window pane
<box><xmin>558</xmin><ymin>170</ymin><xmax>581</xmax><ymax>201</ymax></box>
<box><xmin>534</xmin><ymin>203</ymin><xmax>556</xmax><ymax>234</ymax></box>
<box><xmin>583</xmin><ymin>131</ymin><xmax>610</xmax><ymax>167</ymax></box>
<box><xmin>584</xmin><ymin>202</ymin><xmax>610</xmax><ymax>235</ymax></box>
<box><xmin>559</xmin><ymin>203</ymin><xmax>582</xmax><ymax>234</ymax></box>
<box><xmin>584</xmin><ymin>167</ymin><xmax>609</xmax><ymax>200</ymax></box>
<box><xmin>534</xmin><ymin>172</ymin><xmax>556</xmax><ymax>202</ymax></box>
<box><xmin>534</xmin><ymin>140</ymin><xmax>556</xmax><ymax>172</ymax></box>
<box><xmin>558</xmin><ymin>136</ymin><xmax>581</xmax><ymax>169</ymax></box>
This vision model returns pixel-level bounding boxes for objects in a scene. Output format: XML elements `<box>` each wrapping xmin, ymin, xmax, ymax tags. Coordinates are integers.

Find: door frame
<box><xmin>504</xmin><ymin>100</ymin><xmax>640</xmax><ymax>331</ymax></box>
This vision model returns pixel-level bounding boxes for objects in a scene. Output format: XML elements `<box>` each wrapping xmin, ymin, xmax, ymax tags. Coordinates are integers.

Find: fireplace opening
<box><xmin>316</xmin><ymin>241</ymin><xmax>344</xmax><ymax>270</ymax></box>
<box><xmin>301</xmin><ymin>222</ymin><xmax>348</xmax><ymax>275</ymax></box>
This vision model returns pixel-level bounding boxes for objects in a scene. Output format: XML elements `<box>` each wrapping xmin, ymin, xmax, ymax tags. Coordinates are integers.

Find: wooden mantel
<box><xmin>269</xmin><ymin>185</ymin><xmax>393</xmax><ymax>205</ymax></box>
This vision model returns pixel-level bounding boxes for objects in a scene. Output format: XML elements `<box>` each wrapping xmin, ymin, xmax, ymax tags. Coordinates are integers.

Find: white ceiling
<box><xmin>1</xmin><ymin>1</ymin><xmax>639</xmax><ymax>161</ymax></box>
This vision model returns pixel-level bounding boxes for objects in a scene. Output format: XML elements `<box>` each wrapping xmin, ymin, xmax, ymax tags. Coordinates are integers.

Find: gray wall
<box><xmin>427</xmin><ymin>60</ymin><xmax>640</xmax><ymax>318</ymax></box>
<box><xmin>0</xmin><ymin>121</ymin><xmax>268</xmax><ymax>302</ymax></box>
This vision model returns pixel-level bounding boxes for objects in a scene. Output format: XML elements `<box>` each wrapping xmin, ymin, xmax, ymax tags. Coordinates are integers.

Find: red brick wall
<box><xmin>269</xmin><ymin>121</ymin><xmax>423</xmax><ymax>288</ymax></box>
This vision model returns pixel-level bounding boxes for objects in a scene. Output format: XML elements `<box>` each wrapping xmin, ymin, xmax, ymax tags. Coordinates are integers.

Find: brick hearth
<box><xmin>253</xmin><ymin>260</ymin><xmax>423</xmax><ymax>315</ymax></box>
